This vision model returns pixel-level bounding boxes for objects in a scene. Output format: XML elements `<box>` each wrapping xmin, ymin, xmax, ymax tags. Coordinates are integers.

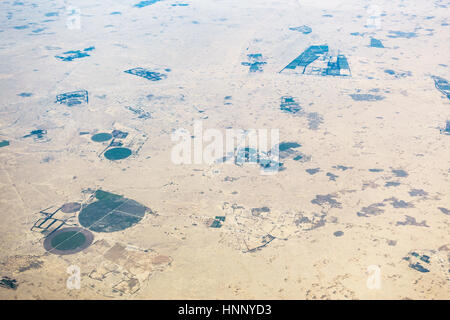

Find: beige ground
<box><xmin>0</xmin><ymin>0</ymin><xmax>449</xmax><ymax>299</ymax></box>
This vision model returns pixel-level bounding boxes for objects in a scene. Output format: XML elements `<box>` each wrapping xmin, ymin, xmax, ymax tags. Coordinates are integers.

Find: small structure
<box><xmin>241</xmin><ymin>54</ymin><xmax>267</xmax><ymax>73</ymax></box>
<box><xmin>31</xmin><ymin>206</ymin><xmax>67</xmax><ymax>236</ymax></box>
<box><xmin>432</xmin><ymin>76</ymin><xmax>450</xmax><ymax>100</ymax></box>
<box><xmin>23</xmin><ymin>129</ymin><xmax>47</xmax><ymax>140</ymax></box>
<box><xmin>289</xmin><ymin>25</ymin><xmax>312</xmax><ymax>34</ymax></box>
<box><xmin>55</xmin><ymin>46</ymin><xmax>95</xmax><ymax>61</ymax></box>
<box><xmin>370</xmin><ymin>38</ymin><xmax>384</xmax><ymax>48</ymax></box>
<box><xmin>210</xmin><ymin>216</ymin><xmax>226</xmax><ymax>228</ymax></box>
<box><xmin>78</xmin><ymin>190</ymin><xmax>149</xmax><ymax>233</ymax></box>
<box><xmin>280</xmin><ymin>96</ymin><xmax>302</xmax><ymax>114</ymax></box>
<box><xmin>0</xmin><ymin>277</ymin><xmax>18</xmax><ymax>290</ymax></box>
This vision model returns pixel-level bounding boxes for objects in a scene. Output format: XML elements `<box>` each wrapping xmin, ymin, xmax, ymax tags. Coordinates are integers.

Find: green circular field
<box><xmin>91</xmin><ymin>132</ymin><xmax>113</xmax><ymax>142</ymax></box>
<box><xmin>79</xmin><ymin>196</ymin><xmax>146</xmax><ymax>233</ymax></box>
<box><xmin>50</xmin><ymin>231</ymin><xmax>86</xmax><ymax>251</ymax></box>
<box><xmin>104</xmin><ymin>147</ymin><xmax>132</xmax><ymax>160</ymax></box>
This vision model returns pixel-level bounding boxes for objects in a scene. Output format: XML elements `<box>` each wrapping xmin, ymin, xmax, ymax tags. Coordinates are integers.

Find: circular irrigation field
<box><xmin>44</xmin><ymin>227</ymin><xmax>94</xmax><ymax>255</ymax></box>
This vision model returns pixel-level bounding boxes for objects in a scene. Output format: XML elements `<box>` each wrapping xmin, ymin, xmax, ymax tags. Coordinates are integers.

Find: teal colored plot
<box><xmin>91</xmin><ymin>133</ymin><xmax>112</xmax><ymax>142</ymax></box>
